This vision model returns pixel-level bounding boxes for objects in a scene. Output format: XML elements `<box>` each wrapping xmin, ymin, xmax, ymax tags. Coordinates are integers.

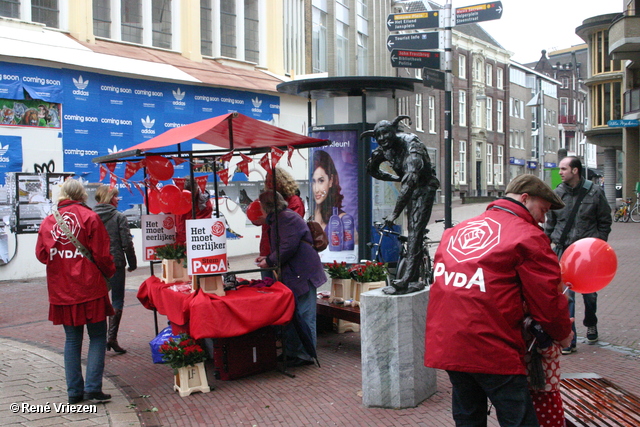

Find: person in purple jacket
<box><xmin>256</xmin><ymin>190</ymin><xmax>327</xmax><ymax>367</ymax></box>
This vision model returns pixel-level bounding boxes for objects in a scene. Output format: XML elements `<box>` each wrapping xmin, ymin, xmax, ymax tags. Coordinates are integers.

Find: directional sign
<box><xmin>608</xmin><ymin>119</ymin><xmax>639</xmax><ymax>128</ymax></box>
<box><xmin>387</xmin><ymin>11</ymin><xmax>443</xmax><ymax>32</ymax></box>
<box><xmin>390</xmin><ymin>50</ymin><xmax>441</xmax><ymax>69</ymax></box>
<box><xmin>423</xmin><ymin>68</ymin><xmax>446</xmax><ymax>91</ymax></box>
<box><xmin>386</xmin><ymin>32</ymin><xmax>443</xmax><ymax>52</ymax></box>
<box><xmin>455</xmin><ymin>1</ymin><xmax>503</xmax><ymax>25</ymax></box>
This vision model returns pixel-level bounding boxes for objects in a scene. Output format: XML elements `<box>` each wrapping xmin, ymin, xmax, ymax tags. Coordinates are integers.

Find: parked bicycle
<box><xmin>368</xmin><ymin>220</ymin><xmax>441</xmax><ymax>287</ymax></box>
<box><xmin>614</xmin><ymin>197</ymin><xmax>632</xmax><ymax>223</ymax></box>
<box><xmin>629</xmin><ymin>192</ymin><xmax>640</xmax><ymax>223</ymax></box>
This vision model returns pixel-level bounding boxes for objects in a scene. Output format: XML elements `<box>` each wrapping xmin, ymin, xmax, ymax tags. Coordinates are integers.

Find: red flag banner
<box><xmin>173</xmin><ymin>177</ymin><xmax>186</xmax><ymax>191</ymax></box>
<box><xmin>147</xmin><ymin>176</ymin><xmax>159</xmax><ymax>190</ymax></box>
<box><xmin>133</xmin><ymin>182</ymin><xmax>145</xmax><ymax>198</ymax></box>
<box><xmin>109</xmin><ymin>173</ymin><xmax>118</xmax><ymax>189</ymax></box>
<box><xmin>287</xmin><ymin>145</ymin><xmax>295</xmax><ymax>167</ymax></box>
<box><xmin>271</xmin><ymin>147</ymin><xmax>284</xmax><ymax>169</ymax></box>
<box><xmin>220</xmin><ymin>151</ymin><xmax>234</xmax><ymax>164</ymax></box>
<box><xmin>171</xmin><ymin>156</ymin><xmax>188</xmax><ymax>165</ymax></box>
<box><xmin>259</xmin><ymin>153</ymin><xmax>271</xmax><ymax>172</ymax></box>
<box><xmin>237</xmin><ymin>159</ymin><xmax>250</xmax><ymax>176</ymax></box>
<box><xmin>122</xmin><ymin>180</ymin><xmax>133</xmax><ymax>194</ymax></box>
<box><xmin>195</xmin><ymin>175</ymin><xmax>208</xmax><ymax>193</ymax></box>
<box><xmin>217</xmin><ymin>169</ymin><xmax>230</xmax><ymax>185</ymax></box>
<box><xmin>106</xmin><ymin>162</ymin><xmax>117</xmax><ymax>173</ymax></box>
<box><xmin>240</xmin><ymin>153</ymin><xmax>253</xmax><ymax>163</ymax></box>
<box><xmin>99</xmin><ymin>165</ymin><xmax>108</xmax><ymax>182</ymax></box>
<box><xmin>124</xmin><ymin>161</ymin><xmax>141</xmax><ymax>179</ymax></box>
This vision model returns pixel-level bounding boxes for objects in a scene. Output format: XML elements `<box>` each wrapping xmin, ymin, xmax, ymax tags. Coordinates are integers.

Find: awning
<box><xmin>93</xmin><ymin>112</ymin><xmax>329</xmax><ymax>162</ymax></box>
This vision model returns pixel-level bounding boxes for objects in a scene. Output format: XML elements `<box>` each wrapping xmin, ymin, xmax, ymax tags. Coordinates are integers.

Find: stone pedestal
<box><xmin>360</xmin><ymin>288</ymin><xmax>436</xmax><ymax>408</ymax></box>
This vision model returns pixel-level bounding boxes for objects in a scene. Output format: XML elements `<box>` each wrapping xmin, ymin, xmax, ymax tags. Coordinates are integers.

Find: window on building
<box><xmin>486</xmin><ymin>143</ymin><xmax>493</xmax><ymax>185</ymax></box>
<box><xmin>459</xmin><ymin>90</ymin><xmax>467</xmax><ymax>127</ymax></box>
<box><xmin>485</xmin><ymin>63</ymin><xmax>493</xmax><ymax>87</ymax></box>
<box><xmin>459</xmin><ymin>141</ymin><xmax>467</xmax><ymax>184</ymax></box>
<box><xmin>32</xmin><ymin>0</ymin><xmax>59</xmax><ymax>29</ymax></box>
<box><xmin>591</xmin><ymin>81</ymin><xmax>623</xmax><ymax>127</ymax></box>
<box><xmin>496</xmin><ymin>99</ymin><xmax>503</xmax><ymax>132</ymax></box>
<box><xmin>283</xmin><ymin>0</ymin><xmax>305</xmax><ymax>74</ymax></box>
<box><xmin>428</xmin><ymin>96</ymin><xmax>435</xmax><ymax>133</ymax></box>
<box><xmin>459</xmin><ymin>54</ymin><xmax>466</xmax><ymax>79</ymax></box>
<box><xmin>496</xmin><ymin>68</ymin><xmax>503</xmax><ymax>89</ymax></box>
<box><xmin>122</xmin><ymin>0</ymin><xmax>143</xmax><ymax>44</ymax></box>
<box><xmin>357</xmin><ymin>32</ymin><xmax>368</xmax><ymax>75</ymax></box>
<box><xmin>512</xmin><ymin>98</ymin><xmax>521</xmax><ymax>118</ymax></box>
<box><xmin>398</xmin><ymin>97</ymin><xmax>409</xmax><ymax>117</ymax></box>
<box><xmin>336</xmin><ymin>20</ymin><xmax>349</xmax><ymax>75</ymax></box>
<box><xmin>152</xmin><ymin>0</ymin><xmax>172</xmax><ymax>49</ymax></box>
<box><xmin>561</xmin><ymin>76</ymin><xmax>569</xmax><ymax>88</ymax></box>
<box><xmin>474</xmin><ymin>58</ymin><xmax>483</xmax><ymax>81</ymax></box>
<box><xmin>416</xmin><ymin>93</ymin><xmax>423</xmax><ymax>131</ymax></box>
<box><xmin>245</xmin><ymin>0</ymin><xmax>259</xmax><ymax>63</ymax></box>
<box><xmin>476</xmin><ymin>99</ymin><xmax>482</xmax><ymax>127</ymax></box>
<box><xmin>220</xmin><ymin>0</ymin><xmax>237</xmax><ymax>57</ymax></box>
<box><xmin>93</xmin><ymin>0</ymin><xmax>111</xmax><ymax>37</ymax></box>
<box><xmin>0</xmin><ymin>0</ymin><xmax>20</xmax><ymax>18</ymax></box>
<box><xmin>496</xmin><ymin>145</ymin><xmax>504</xmax><ymax>185</ymax></box>
<box><xmin>591</xmin><ymin>30</ymin><xmax>622</xmax><ymax>75</ymax></box>
<box><xmin>312</xmin><ymin>5</ymin><xmax>328</xmax><ymax>73</ymax></box>
<box><xmin>486</xmin><ymin>97</ymin><xmax>493</xmax><ymax>131</ymax></box>
<box><xmin>201</xmin><ymin>0</ymin><xmax>213</xmax><ymax>56</ymax></box>
<box><xmin>509</xmin><ymin>129</ymin><xmax>514</xmax><ymax>148</ymax></box>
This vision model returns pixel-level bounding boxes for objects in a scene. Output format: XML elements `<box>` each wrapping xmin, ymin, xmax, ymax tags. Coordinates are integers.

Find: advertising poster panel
<box><xmin>309</xmin><ymin>130</ymin><xmax>359</xmax><ymax>264</ymax></box>
<box><xmin>186</xmin><ymin>217</ymin><xmax>228</xmax><ymax>275</ymax></box>
<box><xmin>141</xmin><ymin>214</ymin><xmax>176</xmax><ymax>261</ymax></box>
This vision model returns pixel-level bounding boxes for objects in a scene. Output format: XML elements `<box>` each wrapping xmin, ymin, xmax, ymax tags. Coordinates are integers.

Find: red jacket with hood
<box><xmin>36</xmin><ymin>200</ymin><xmax>115</xmax><ymax>306</ymax></box>
<box><xmin>424</xmin><ymin>197</ymin><xmax>571</xmax><ymax>375</ymax></box>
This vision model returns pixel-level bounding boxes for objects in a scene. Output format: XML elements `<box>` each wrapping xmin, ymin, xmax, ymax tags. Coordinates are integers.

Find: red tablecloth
<box><xmin>137</xmin><ymin>276</ymin><xmax>295</xmax><ymax>339</ymax></box>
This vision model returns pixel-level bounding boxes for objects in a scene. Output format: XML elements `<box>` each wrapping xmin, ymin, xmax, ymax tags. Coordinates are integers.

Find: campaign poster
<box><xmin>309</xmin><ymin>130</ymin><xmax>359</xmax><ymax>264</ymax></box>
<box><xmin>141</xmin><ymin>214</ymin><xmax>176</xmax><ymax>261</ymax></box>
<box><xmin>186</xmin><ymin>217</ymin><xmax>228</xmax><ymax>275</ymax></box>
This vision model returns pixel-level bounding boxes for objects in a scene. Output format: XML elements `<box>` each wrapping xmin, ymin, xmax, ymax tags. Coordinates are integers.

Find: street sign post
<box><xmin>386</xmin><ymin>32</ymin><xmax>443</xmax><ymax>51</ymax></box>
<box><xmin>455</xmin><ymin>1</ymin><xmax>503</xmax><ymax>25</ymax></box>
<box><xmin>390</xmin><ymin>50</ymin><xmax>441</xmax><ymax>69</ymax></box>
<box><xmin>387</xmin><ymin>11</ymin><xmax>444</xmax><ymax>32</ymax></box>
<box><xmin>423</xmin><ymin>68</ymin><xmax>446</xmax><ymax>91</ymax></box>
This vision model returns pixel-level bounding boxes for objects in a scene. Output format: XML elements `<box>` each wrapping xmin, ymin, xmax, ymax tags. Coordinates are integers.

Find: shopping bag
<box><xmin>149</xmin><ymin>325</ymin><xmax>180</xmax><ymax>364</ymax></box>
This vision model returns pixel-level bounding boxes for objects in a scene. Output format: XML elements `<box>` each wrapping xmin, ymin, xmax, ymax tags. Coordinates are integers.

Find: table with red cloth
<box><xmin>137</xmin><ymin>276</ymin><xmax>295</xmax><ymax>339</ymax></box>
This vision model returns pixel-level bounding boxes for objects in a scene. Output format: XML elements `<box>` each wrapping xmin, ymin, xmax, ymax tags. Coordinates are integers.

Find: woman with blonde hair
<box><xmin>93</xmin><ymin>185</ymin><xmax>137</xmax><ymax>354</ymax></box>
<box><xmin>36</xmin><ymin>178</ymin><xmax>115</xmax><ymax>404</ymax></box>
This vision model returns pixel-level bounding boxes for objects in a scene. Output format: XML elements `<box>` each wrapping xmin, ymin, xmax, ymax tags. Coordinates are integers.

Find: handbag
<box><xmin>306</xmin><ymin>220</ymin><xmax>328</xmax><ymax>252</ymax></box>
<box><xmin>52</xmin><ymin>207</ymin><xmax>110</xmax><ymax>287</ymax></box>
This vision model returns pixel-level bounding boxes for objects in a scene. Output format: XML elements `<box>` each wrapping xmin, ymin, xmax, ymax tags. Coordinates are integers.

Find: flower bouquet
<box><xmin>325</xmin><ymin>261</ymin><xmax>351</xmax><ymax>279</ymax></box>
<box><xmin>155</xmin><ymin>243</ymin><xmax>189</xmax><ymax>284</ymax></box>
<box><xmin>159</xmin><ymin>334</ymin><xmax>210</xmax><ymax>397</ymax></box>
<box><xmin>349</xmin><ymin>261</ymin><xmax>388</xmax><ymax>303</ymax></box>
<box><xmin>325</xmin><ymin>261</ymin><xmax>353</xmax><ymax>303</ymax></box>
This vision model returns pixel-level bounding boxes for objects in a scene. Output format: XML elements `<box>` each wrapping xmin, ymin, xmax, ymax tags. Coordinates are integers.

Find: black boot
<box><xmin>106</xmin><ymin>309</ymin><xmax>127</xmax><ymax>354</ymax></box>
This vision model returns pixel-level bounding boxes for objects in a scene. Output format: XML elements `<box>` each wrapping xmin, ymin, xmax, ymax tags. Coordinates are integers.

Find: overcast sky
<box><xmin>472</xmin><ymin>0</ymin><xmax>621</xmax><ymax>64</ymax></box>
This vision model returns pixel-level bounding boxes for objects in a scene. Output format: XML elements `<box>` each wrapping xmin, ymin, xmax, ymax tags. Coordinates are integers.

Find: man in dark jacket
<box><xmin>545</xmin><ymin>156</ymin><xmax>612</xmax><ymax>354</ymax></box>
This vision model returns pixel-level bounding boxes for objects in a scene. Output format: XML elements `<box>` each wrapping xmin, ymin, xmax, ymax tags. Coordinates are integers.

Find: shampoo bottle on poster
<box><xmin>341</xmin><ymin>212</ymin><xmax>354</xmax><ymax>251</ymax></box>
<box><xmin>328</xmin><ymin>207</ymin><xmax>343</xmax><ymax>251</ymax></box>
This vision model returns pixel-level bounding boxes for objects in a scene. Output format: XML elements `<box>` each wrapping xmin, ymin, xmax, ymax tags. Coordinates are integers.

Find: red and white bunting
<box><xmin>237</xmin><ymin>159</ymin><xmax>250</xmax><ymax>176</ymax></box>
<box><xmin>270</xmin><ymin>147</ymin><xmax>284</xmax><ymax>169</ymax></box>
<box><xmin>133</xmin><ymin>182</ymin><xmax>145</xmax><ymax>198</ymax></box>
<box><xmin>220</xmin><ymin>151</ymin><xmax>234</xmax><ymax>164</ymax></box>
<box><xmin>240</xmin><ymin>153</ymin><xmax>253</xmax><ymax>163</ymax></box>
<box><xmin>122</xmin><ymin>180</ymin><xmax>134</xmax><ymax>194</ymax></box>
<box><xmin>195</xmin><ymin>175</ymin><xmax>208</xmax><ymax>193</ymax></box>
<box><xmin>106</xmin><ymin>162</ymin><xmax>117</xmax><ymax>173</ymax></box>
<box><xmin>171</xmin><ymin>156</ymin><xmax>188</xmax><ymax>165</ymax></box>
<box><xmin>173</xmin><ymin>177</ymin><xmax>186</xmax><ymax>191</ymax></box>
<box><xmin>124</xmin><ymin>161</ymin><xmax>141</xmax><ymax>179</ymax></box>
<box><xmin>287</xmin><ymin>145</ymin><xmax>295</xmax><ymax>167</ymax></box>
<box><xmin>217</xmin><ymin>169</ymin><xmax>230</xmax><ymax>185</ymax></box>
<box><xmin>147</xmin><ymin>176</ymin><xmax>159</xmax><ymax>190</ymax></box>
<box><xmin>109</xmin><ymin>173</ymin><xmax>118</xmax><ymax>189</ymax></box>
<box><xmin>259</xmin><ymin>153</ymin><xmax>271</xmax><ymax>173</ymax></box>
<box><xmin>99</xmin><ymin>165</ymin><xmax>108</xmax><ymax>182</ymax></box>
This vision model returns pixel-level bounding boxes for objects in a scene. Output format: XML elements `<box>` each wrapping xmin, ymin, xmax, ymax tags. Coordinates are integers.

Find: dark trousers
<box><xmin>446</xmin><ymin>371</ymin><xmax>539</xmax><ymax>427</ymax></box>
<box><xmin>567</xmin><ymin>290</ymin><xmax>598</xmax><ymax>347</ymax></box>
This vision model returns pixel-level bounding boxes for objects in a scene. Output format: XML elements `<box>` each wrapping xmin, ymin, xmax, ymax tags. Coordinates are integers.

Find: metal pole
<box><xmin>539</xmin><ymin>87</ymin><xmax>545</xmax><ymax>180</ymax></box>
<box><xmin>443</xmin><ymin>0</ymin><xmax>453</xmax><ymax>228</ymax></box>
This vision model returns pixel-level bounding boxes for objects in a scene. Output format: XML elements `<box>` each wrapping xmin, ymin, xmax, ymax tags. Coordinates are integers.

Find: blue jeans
<box><xmin>447</xmin><ymin>371</ymin><xmax>539</xmax><ymax>427</ymax></box>
<box><xmin>567</xmin><ymin>290</ymin><xmax>598</xmax><ymax>347</ymax></box>
<box><xmin>284</xmin><ymin>284</ymin><xmax>316</xmax><ymax>361</ymax></box>
<box><xmin>109</xmin><ymin>266</ymin><xmax>126</xmax><ymax>310</ymax></box>
<box><xmin>63</xmin><ymin>321</ymin><xmax>107</xmax><ymax>398</ymax></box>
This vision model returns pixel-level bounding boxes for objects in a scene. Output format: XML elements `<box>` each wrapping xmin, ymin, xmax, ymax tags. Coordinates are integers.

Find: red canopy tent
<box><xmin>93</xmin><ymin>112</ymin><xmax>327</xmax><ymax>162</ymax></box>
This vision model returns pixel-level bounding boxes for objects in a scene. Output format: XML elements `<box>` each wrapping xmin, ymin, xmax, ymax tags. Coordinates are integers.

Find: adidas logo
<box><xmin>251</xmin><ymin>97</ymin><xmax>262</xmax><ymax>108</ymax></box>
<box><xmin>0</xmin><ymin>144</ymin><xmax>8</xmax><ymax>156</ymax></box>
<box><xmin>141</xmin><ymin>116</ymin><xmax>156</xmax><ymax>134</ymax></box>
<box><xmin>173</xmin><ymin>88</ymin><xmax>185</xmax><ymax>101</ymax></box>
<box><xmin>107</xmin><ymin>145</ymin><xmax>118</xmax><ymax>155</ymax></box>
<box><xmin>72</xmin><ymin>75</ymin><xmax>90</xmax><ymax>96</ymax></box>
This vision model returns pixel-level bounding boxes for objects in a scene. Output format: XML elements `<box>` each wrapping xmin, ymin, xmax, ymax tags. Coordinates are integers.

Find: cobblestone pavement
<box><xmin>1</xmin><ymin>201</ymin><xmax>638</xmax><ymax>426</ymax></box>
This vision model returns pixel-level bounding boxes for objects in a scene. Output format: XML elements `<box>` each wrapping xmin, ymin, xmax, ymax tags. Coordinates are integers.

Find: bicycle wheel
<box><xmin>630</xmin><ymin>206</ymin><xmax>640</xmax><ymax>223</ymax></box>
<box><xmin>623</xmin><ymin>207</ymin><xmax>631</xmax><ymax>223</ymax></box>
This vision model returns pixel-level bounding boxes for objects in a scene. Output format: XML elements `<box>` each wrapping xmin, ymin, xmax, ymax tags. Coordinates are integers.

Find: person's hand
<box><xmin>256</xmin><ymin>257</ymin><xmax>269</xmax><ymax>269</ymax></box>
<box><xmin>127</xmin><ymin>266</ymin><xmax>137</xmax><ymax>272</ymax></box>
<box><xmin>383</xmin><ymin>214</ymin><xmax>396</xmax><ymax>229</ymax></box>
<box><xmin>558</xmin><ymin>318</ymin><xmax>575</xmax><ymax>348</ymax></box>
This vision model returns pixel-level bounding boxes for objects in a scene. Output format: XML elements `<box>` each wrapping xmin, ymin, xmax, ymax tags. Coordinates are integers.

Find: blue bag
<box><xmin>149</xmin><ymin>326</ymin><xmax>180</xmax><ymax>364</ymax></box>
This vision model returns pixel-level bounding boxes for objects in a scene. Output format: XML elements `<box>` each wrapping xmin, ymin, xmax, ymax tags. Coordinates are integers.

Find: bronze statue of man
<box><xmin>362</xmin><ymin>116</ymin><xmax>440</xmax><ymax>295</ymax></box>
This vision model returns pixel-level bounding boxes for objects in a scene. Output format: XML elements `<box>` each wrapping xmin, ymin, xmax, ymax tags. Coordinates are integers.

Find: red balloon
<box><xmin>146</xmin><ymin>189</ymin><xmax>162</xmax><ymax>214</ymax></box>
<box><xmin>159</xmin><ymin>185</ymin><xmax>182</xmax><ymax>213</ymax></box>
<box><xmin>172</xmin><ymin>190</ymin><xmax>192</xmax><ymax>216</ymax></box>
<box><xmin>246</xmin><ymin>200</ymin><xmax>264</xmax><ymax>225</ymax></box>
<box><xmin>146</xmin><ymin>156</ymin><xmax>174</xmax><ymax>181</ymax></box>
<box><xmin>560</xmin><ymin>238</ymin><xmax>617</xmax><ymax>294</ymax></box>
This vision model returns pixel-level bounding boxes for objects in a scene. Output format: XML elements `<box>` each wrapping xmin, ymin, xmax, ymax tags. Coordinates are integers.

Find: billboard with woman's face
<box><xmin>309</xmin><ymin>130</ymin><xmax>359</xmax><ymax>264</ymax></box>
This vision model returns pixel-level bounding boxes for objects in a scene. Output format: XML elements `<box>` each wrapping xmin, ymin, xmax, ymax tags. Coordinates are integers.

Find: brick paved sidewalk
<box><xmin>1</xmin><ymin>204</ymin><xmax>639</xmax><ymax>426</ymax></box>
